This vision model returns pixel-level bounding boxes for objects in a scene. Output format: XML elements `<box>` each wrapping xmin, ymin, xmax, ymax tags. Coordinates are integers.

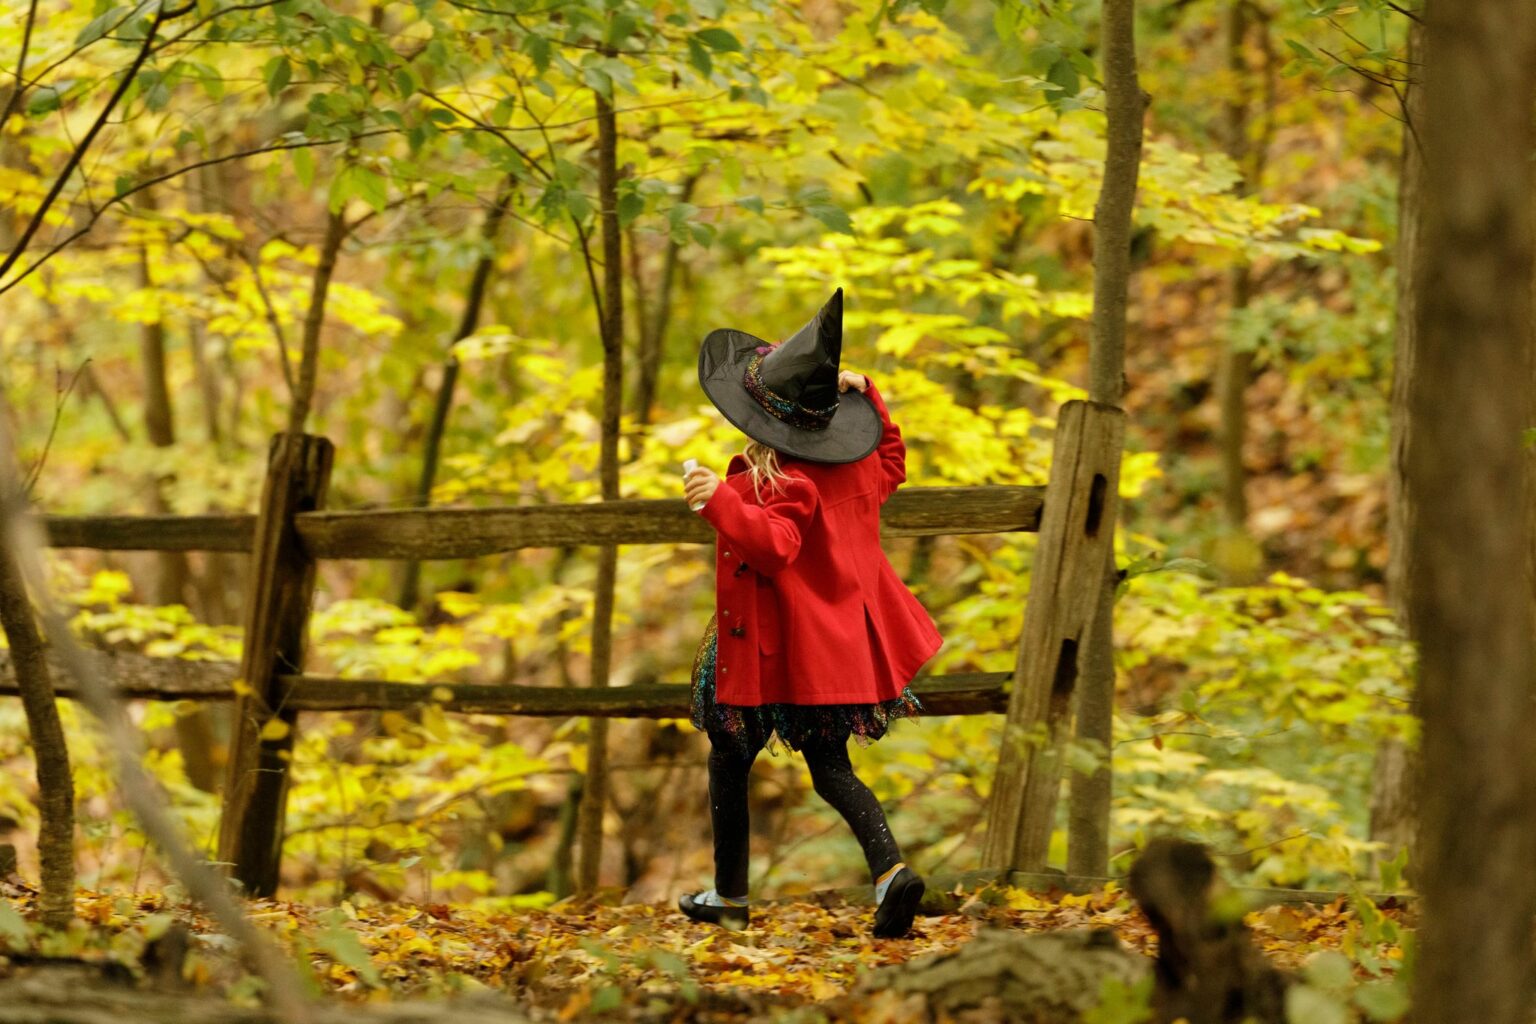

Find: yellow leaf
<box><xmin>259</xmin><ymin>718</ymin><xmax>290</xmax><ymax>741</ymax></box>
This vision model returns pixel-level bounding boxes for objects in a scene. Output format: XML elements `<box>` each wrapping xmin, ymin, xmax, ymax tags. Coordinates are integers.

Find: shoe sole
<box><xmin>679</xmin><ymin>896</ymin><xmax>750</xmax><ymax>931</ymax></box>
<box><xmin>873</xmin><ymin>872</ymin><xmax>925</xmax><ymax>938</ymax></box>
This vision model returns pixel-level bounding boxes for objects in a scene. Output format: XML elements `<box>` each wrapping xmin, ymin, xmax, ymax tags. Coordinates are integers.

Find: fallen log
<box><xmin>852</xmin><ymin>928</ymin><xmax>1149</xmax><ymax>1022</ymax></box>
<box><xmin>0</xmin><ymin>967</ymin><xmax>534</xmax><ymax>1024</ymax></box>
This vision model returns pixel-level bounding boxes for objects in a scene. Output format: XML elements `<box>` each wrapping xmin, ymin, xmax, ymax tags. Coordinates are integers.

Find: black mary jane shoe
<box><xmin>679</xmin><ymin>892</ymin><xmax>751</xmax><ymax>930</ymax></box>
<box><xmin>872</xmin><ymin>867</ymin><xmax>925</xmax><ymax>939</ymax></box>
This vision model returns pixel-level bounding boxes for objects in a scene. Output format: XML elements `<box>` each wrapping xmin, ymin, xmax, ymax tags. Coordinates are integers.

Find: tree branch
<box><xmin>0</xmin><ymin>0</ymin><xmax>39</xmax><ymax>128</ymax></box>
<box><xmin>0</xmin><ymin>2</ymin><xmax>176</xmax><ymax>284</ymax></box>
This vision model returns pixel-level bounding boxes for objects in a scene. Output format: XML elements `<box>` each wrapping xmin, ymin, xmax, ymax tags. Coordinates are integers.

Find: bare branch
<box><xmin>0</xmin><ymin>0</ymin><xmax>40</xmax><ymax>128</ymax></box>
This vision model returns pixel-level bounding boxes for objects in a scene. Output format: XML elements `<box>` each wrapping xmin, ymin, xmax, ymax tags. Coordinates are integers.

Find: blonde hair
<box><xmin>743</xmin><ymin>439</ymin><xmax>790</xmax><ymax>503</ymax></box>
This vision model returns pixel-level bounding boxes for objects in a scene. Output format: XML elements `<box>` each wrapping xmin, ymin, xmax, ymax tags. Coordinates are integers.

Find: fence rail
<box><xmin>0</xmin><ymin>652</ymin><xmax>1010</xmax><ymax>717</ymax></box>
<box><xmin>40</xmin><ymin>485</ymin><xmax>1042</xmax><ymax>558</ymax></box>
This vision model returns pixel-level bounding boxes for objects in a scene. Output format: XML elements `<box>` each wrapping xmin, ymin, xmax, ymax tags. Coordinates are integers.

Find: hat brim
<box><xmin>698</xmin><ymin>328</ymin><xmax>882</xmax><ymax>465</ymax></box>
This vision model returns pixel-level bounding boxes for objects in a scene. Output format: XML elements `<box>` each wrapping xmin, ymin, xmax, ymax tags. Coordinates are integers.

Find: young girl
<box><xmin>678</xmin><ymin>288</ymin><xmax>944</xmax><ymax>939</ymax></box>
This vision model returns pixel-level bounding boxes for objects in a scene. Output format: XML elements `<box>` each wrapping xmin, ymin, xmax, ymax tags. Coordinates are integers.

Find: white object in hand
<box><xmin>684</xmin><ymin>459</ymin><xmax>705</xmax><ymax>511</ymax></box>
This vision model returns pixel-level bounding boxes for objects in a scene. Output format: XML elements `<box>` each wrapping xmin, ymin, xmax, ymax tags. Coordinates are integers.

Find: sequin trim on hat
<box><xmin>742</xmin><ymin>350</ymin><xmax>840</xmax><ymax>432</ymax></box>
<box><xmin>688</xmin><ymin>613</ymin><xmax>924</xmax><ymax>756</ymax></box>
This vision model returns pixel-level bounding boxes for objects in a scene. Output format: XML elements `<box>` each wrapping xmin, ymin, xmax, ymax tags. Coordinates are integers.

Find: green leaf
<box><xmin>1355</xmin><ymin>979</ymin><xmax>1410</xmax><ymax>1022</ymax></box>
<box><xmin>1286</xmin><ymin>985</ymin><xmax>1350</xmax><ymax>1024</ymax></box>
<box><xmin>582</xmin><ymin>65</ymin><xmax>612</xmax><ymax>99</ymax></box>
<box><xmin>1285</xmin><ymin>39</ymin><xmax>1314</xmax><ymax>60</ymax></box>
<box><xmin>689</xmin><ymin>222</ymin><xmax>716</xmax><ymax>247</ymax></box>
<box><xmin>316</xmin><ymin>914</ymin><xmax>382</xmax><ymax>987</ymax></box>
<box><xmin>1045</xmin><ymin>55</ymin><xmax>1080</xmax><ymax>99</ymax></box>
<box><xmin>616</xmin><ymin>192</ymin><xmax>645</xmax><ymax>227</ymax></box>
<box><xmin>293</xmin><ymin>146</ymin><xmax>315</xmax><ymax>189</ymax></box>
<box><xmin>115</xmin><ymin>174</ymin><xmax>135</xmax><ymax>197</ymax></box>
<box><xmin>264</xmin><ymin>57</ymin><xmax>292</xmax><ymax>98</ymax></box>
<box><xmin>807</xmin><ymin>203</ymin><xmax>853</xmax><ymax>234</ymax></box>
<box><xmin>393</xmin><ymin>66</ymin><xmax>417</xmax><ymax>98</ymax></box>
<box><xmin>1303</xmin><ymin>950</ymin><xmax>1354</xmax><ymax>992</ymax></box>
<box><xmin>75</xmin><ymin>7</ymin><xmax>127</xmax><ymax>47</ymax></box>
<box><xmin>350</xmin><ymin>166</ymin><xmax>389</xmax><ymax>212</ymax></box>
<box><xmin>25</xmin><ymin>85</ymin><xmax>63</xmax><ymax>118</ymax></box>
<box><xmin>592</xmin><ymin>985</ymin><xmax>622</xmax><ymax>1011</ymax></box>
<box><xmin>686</xmin><ymin>35</ymin><xmax>713</xmax><ymax>77</ymax></box>
<box><xmin>693</xmin><ymin>28</ymin><xmax>742</xmax><ymax>52</ymax></box>
<box><xmin>524</xmin><ymin>32</ymin><xmax>551</xmax><ymax>74</ymax></box>
<box><xmin>0</xmin><ymin>902</ymin><xmax>29</xmax><ymax>948</ymax></box>
<box><xmin>606</xmin><ymin>13</ymin><xmax>638</xmax><ymax>46</ymax></box>
<box><xmin>735</xmin><ymin>195</ymin><xmax>765</xmax><ymax>214</ymax></box>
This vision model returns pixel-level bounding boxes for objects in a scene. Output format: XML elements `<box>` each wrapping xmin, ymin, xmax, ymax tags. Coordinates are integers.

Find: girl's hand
<box><xmin>684</xmin><ymin>466</ymin><xmax>721</xmax><ymax>510</ymax></box>
<box><xmin>838</xmin><ymin>370</ymin><xmax>869</xmax><ymax>393</ymax></box>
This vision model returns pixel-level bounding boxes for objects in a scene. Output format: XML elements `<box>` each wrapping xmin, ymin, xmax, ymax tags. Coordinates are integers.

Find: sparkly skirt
<box><xmin>689</xmin><ymin>614</ymin><xmax>923</xmax><ymax>755</ymax></box>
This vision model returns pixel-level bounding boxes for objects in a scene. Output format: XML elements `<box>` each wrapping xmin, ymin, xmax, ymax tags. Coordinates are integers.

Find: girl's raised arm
<box><xmin>862</xmin><ymin>377</ymin><xmax>906</xmax><ymax>504</ymax></box>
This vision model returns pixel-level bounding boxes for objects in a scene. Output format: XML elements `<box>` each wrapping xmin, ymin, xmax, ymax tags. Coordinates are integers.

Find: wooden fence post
<box><xmin>982</xmin><ymin>400</ymin><xmax>1124</xmax><ymax>872</ymax></box>
<box><xmin>216</xmin><ymin>433</ymin><xmax>332</xmax><ymax>896</ymax></box>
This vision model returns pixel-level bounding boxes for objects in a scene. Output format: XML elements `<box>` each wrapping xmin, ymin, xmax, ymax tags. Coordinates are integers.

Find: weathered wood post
<box><xmin>216</xmin><ymin>433</ymin><xmax>332</xmax><ymax>896</ymax></box>
<box><xmin>982</xmin><ymin>400</ymin><xmax>1124</xmax><ymax>872</ymax></box>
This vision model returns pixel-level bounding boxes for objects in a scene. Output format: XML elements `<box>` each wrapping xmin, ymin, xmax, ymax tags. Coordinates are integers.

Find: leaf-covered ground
<box><xmin>0</xmin><ymin>878</ymin><xmax>1410</xmax><ymax>1021</ymax></box>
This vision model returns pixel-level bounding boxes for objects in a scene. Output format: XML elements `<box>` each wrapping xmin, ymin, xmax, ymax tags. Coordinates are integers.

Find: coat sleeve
<box><xmin>699</xmin><ymin>472</ymin><xmax>820</xmax><ymax>575</ymax></box>
<box><xmin>863</xmin><ymin>378</ymin><xmax>906</xmax><ymax>504</ymax></box>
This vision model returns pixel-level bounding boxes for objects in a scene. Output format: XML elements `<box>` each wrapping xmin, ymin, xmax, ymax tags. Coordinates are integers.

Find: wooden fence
<box><xmin>27</xmin><ymin>429</ymin><xmax>1085</xmax><ymax>896</ymax></box>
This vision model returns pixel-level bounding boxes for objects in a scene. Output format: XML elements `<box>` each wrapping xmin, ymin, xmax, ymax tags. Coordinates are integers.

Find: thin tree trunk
<box><xmin>138</xmin><ymin>226</ymin><xmax>220</xmax><ymax>793</ymax></box>
<box><xmin>285</xmin><ymin>209</ymin><xmax>346</xmax><ymax>436</ymax></box>
<box><xmin>575</xmin><ymin>81</ymin><xmax>625</xmax><ymax>894</ymax></box>
<box><xmin>1216</xmin><ymin>1</ymin><xmax>1256</xmax><ymax>536</ymax></box>
<box><xmin>1061</xmin><ymin>0</ymin><xmax>1145</xmax><ymax>877</ymax></box>
<box><xmin>78</xmin><ymin>362</ymin><xmax>132</xmax><ymax>444</ymax></box>
<box><xmin>631</xmin><ymin>172</ymin><xmax>700</xmax><ymax>432</ymax></box>
<box><xmin>1410</xmin><ymin>1</ymin><xmax>1536</xmax><ymax>1020</ymax></box>
<box><xmin>1372</xmin><ymin>14</ymin><xmax>1425</xmax><ymax>875</ymax></box>
<box><xmin>398</xmin><ymin>185</ymin><xmax>513</xmax><ymax>611</ymax></box>
<box><xmin>0</xmin><ymin>528</ymin><xmax>73</xmax><ymax>928</ymax></box>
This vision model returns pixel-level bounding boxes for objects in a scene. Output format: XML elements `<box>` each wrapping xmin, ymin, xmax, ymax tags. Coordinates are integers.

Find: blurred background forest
<box><xmin>0</xmin><ymin>0</ymin><xmax>1414</xmax><ymax>912</ymax></box>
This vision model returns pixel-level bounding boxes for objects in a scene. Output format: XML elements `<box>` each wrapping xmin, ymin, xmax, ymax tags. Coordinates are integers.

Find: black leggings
<box><xmin>707</xmin><ymin>726</ymin><xmax>903</xmax><ymax>898</ymax></box>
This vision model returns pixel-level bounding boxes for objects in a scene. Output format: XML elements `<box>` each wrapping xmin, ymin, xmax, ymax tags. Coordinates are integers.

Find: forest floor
<box><xmin>0</xmin><ymin>877</ymin><xmax>1410</xmax><ymax>1021</ymax></box>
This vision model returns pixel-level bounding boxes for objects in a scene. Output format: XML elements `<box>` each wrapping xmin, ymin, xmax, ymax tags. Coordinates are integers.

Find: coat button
<box><xmin>722</xmin><ymin>609</ymin><xmax>730</xmax><ymax>617</ymax></box>
<box><xmin>721</xmin><ymin>666</ymin><xmax>728</xmax><ymax>674</ymax></box>
<box><xmin>730</xmin><ymin>625</ymin><xmax>745</xmax><ymax>637</ymax></box>
<box><xmin>723</xmin><ymin>551</ymin><xmax>732</xmax><ymax>558</ymax></box>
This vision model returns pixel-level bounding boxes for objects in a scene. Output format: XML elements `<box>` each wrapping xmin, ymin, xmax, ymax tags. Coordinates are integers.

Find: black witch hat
<box><xmin>697</xmin><ymin>288</ymin><xmax>881</xmax><ymax>464</ymax></box>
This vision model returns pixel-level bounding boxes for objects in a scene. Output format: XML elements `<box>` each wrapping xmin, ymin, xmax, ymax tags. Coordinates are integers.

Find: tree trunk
<box><xmin>1215</xmin><ymin>0</ymin><xmax>1258</xmax><ymax>538</ymax></box>
<box><xmin>1060</xmin><ymin>0</ymin><xmax>1145</xmax><ymax>877</ymax></box>
<box><xmin>575</xmin><ymin>80</ymin><xmax>625</xmax><ymax>893</ymax></box>
<box><xmin>138</xmin><ymin>230</ymin><xmax>222</xmax><ymax>793</ymax></box>
<box><xmin>398</xmin><ymin>185</ymin><xmax>513</xmax><ymax>612</ymax></box>
<box><xmin>0</xmin><ymin>536</ymin><xmax>73</xmax><ymax>929</ymax></box>
<box><xmin>1409</xmin><ymin>2</ymin><xmax>1536</xmax><ymax>1020</ymax></box>
<box><xmin>1372</xmin><ymin>14</ymin><xmax>1426</xmax><ymax>876</ymax></box>
<box><xmin>630</xmin><ymin>172</ymin><xmax>700</xmax><ymax>432</ymax></box>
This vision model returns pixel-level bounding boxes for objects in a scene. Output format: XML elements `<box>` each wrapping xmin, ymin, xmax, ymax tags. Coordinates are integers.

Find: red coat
<box><xmin>697</xmin><ymin>379</ymin><xmax>944</xmax><ymax>706</ymax></box>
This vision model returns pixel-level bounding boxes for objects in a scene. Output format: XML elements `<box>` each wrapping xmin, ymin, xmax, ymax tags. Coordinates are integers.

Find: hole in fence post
<box><xmin>1084</xmin><ymin>473</ymin><xmax>1108</xmax><ymax>538</ymax></box>
<box><xmin>1050</xmin><ymin>637</ymin><xmax>1079</xmax><ymax>715</ymax></box>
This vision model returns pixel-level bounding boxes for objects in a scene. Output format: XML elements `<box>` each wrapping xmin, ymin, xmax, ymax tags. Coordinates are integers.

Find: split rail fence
<box><xmin>15</xmin><ymin>400</ymin><xmax>1122</xmax><ymax>895</ymax></box>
